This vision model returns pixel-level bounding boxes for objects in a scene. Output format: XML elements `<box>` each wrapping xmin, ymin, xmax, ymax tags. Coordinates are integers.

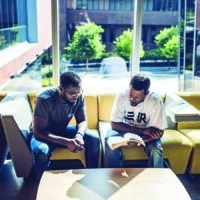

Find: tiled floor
<box><xmin>0</xmin><ymin>159</ymin><xmax>199</xmax><ymax>200</ymax></box>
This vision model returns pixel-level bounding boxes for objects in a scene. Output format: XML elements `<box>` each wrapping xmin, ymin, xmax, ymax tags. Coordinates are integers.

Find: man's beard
<box><xmin>130</xmin><ymin>101</ymin><xmax>137</xmax><ymax>106</ymax></box>
<box><xmin>61</xmin><ymin>95</ymin><xmax>75</xmax><ymax>105</ymax></box>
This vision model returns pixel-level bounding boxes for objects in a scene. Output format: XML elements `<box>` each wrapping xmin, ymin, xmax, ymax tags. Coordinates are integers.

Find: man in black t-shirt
<box><xmin>30</xmin><ymin>71</ymin><xmax>100</xmax><ymax>179</ymax></box>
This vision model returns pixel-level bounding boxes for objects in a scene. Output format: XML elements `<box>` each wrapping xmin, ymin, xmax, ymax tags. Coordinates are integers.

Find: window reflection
<box><xmin>0</xmin><ymin>0</ymin><xmax>28</xmax><ymax>50</ymax></box>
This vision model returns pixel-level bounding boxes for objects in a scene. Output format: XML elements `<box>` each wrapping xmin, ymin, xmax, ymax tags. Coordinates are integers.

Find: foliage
<box><xmin>161</xmin><ymin>35</ymin><xmax>178</xmax><ymax>59</ymax></box>
<box><xmin>64</xmin><ymin>22</ymin><xmax>105</xmax><ymax>72</ymax></box>
<box><xmin>142</xmin><ymin>49</ymin><xmax>165</xmax><ymax>60</ymax></box>
<box><xmin>41</xmin><ymin>65</ymin><xmax>53</xmax><ymax>87</ymax></box>
<box><xmin>0</xmin><ymin>25</ymin><xmax>18</xmax><ymax>50</ymax></box>
<box><xmin>185</xmin><ymin>52</ymin><xmax>193</xmax><ymax>70</ymax></box>
<box><xmin>10</xmin><ymin>25</ymin><xmax>19</xmax><ymax>45</ymax></box>
<box><xmin>113</xmin><ymin>29</ymin><xmax>144</xmax><ymax>60</ymax></box>
<box><xmin>40</xmin><ymin>53</ymin><xmax>52</xmax><ymax>65</ymax></box>
<box><xmin>155</xmin><ymin>26</ymin><xmax>178</xmax><ymax>60</ymax></box>
<box><xmin>0</xmin><ymin>35</ymin><xmax>6</xmax><ymax>49</ymax></box>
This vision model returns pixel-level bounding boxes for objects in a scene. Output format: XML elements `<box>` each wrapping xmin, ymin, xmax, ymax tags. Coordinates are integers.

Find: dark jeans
<box><xmin>30</xmin><ymin>126</ymin><xmax>100</xmax><ymax>179</ymax></box>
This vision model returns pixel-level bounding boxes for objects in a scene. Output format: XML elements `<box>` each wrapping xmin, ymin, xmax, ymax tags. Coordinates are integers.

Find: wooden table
<box><xmin>36</xmin><ymin>168</ymin><xmax>191</xmax><ymax>200</ymax></box>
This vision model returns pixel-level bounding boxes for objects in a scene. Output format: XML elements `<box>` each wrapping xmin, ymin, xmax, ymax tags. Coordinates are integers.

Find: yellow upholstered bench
<box><xmin>176</xmin><ymin>92</ymin><xmax>200</xmax><ymax>174</ymax></box>
<box><xmin>0</xmin><ymin>90</ymin><xmax>198</xmax><ymax>175</ymax></box>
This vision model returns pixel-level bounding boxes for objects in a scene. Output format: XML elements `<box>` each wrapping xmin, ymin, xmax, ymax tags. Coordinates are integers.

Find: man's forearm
<box><xmin>111</xmin><ymin>121</ymin><xmax>143</xmax><ymax>135</ymax></box>
<box><xmin>34</xmin><ymin>130</ymin><xmax>69</xmax><ymax>147</ymax></box>
<box><xmin>77</xmin><ymin>121</ymin><xmax>87</xmax><ymax>135</ymax></box>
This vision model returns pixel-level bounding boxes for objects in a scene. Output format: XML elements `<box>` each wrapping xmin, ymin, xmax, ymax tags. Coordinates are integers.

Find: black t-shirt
<box><xmin>33</xmin><ymin>88</ymin><xmax>86</xmax><ymax>135</ymax></box>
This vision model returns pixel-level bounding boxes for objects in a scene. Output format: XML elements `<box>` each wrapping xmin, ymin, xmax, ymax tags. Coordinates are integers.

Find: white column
<box><xmin>51</xmin><ymin>0</ymin><xmax>60</xmax><ymax>87</ymax></box>
<box><xmin>131</xmin><ymin>0</ymin><xmax>143</xmax><ymax>75</ymax></box>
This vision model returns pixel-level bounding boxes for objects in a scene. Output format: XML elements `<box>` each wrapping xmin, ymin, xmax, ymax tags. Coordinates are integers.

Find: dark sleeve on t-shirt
<box><xmin>33</xmin><ymin>89</ymin><xmax>56</xmax><ymax>120</ymax></box>
<box><xmin>33</xmin><ymin>97</ymin><xmax>52</xmax><ymax>120</ymax></box>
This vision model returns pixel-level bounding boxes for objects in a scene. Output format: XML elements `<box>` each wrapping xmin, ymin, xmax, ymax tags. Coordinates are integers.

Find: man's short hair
<box><xmin>60</xmin><ymin>71</ymin><xmax>81</xmax><ymax>88</ymax></box>
<box><xmin>130</xmin><ymin>73</ymin><xmax>150</xmax><ymax>92</ymax></box>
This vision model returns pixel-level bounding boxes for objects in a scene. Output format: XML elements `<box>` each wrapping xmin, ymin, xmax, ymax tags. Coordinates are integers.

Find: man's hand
<box><xmin>75</xmin><ymin>133</ymin><xmax>84</xmax><ymax>151</ymax></box>
<box><xmin>141</xmin><ymin>127</ymin><xmax>163</xmax><ymax>142</ymax></box>
<box><xmin>65</xmin><ymin>138</ymin><xmax>84</xmax><ymax>153</ymax></box>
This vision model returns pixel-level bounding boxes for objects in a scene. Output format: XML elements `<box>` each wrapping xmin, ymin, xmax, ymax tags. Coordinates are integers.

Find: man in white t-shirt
<box><xmin>105</xmin><ymin>73</ymin><xmax>168</xmax><ymax>167</ymax></box>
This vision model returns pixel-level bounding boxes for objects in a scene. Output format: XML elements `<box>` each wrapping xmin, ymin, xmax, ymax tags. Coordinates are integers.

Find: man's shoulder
<box><xmin>38</xmin><ymin>88</ymin><xmax>58</xmax><ymax>99</ymax></box>
<box><xmin>147</xmin><ymin>92</ymin><xmax>164</xmax><ymax>104</ymax></box>
<box><xmin>148</xmin><ymin>91</ymin><xmax>160</xmax><ymax>98</ymax></box>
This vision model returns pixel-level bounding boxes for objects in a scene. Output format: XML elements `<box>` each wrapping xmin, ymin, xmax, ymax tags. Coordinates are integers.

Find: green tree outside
<box><xmin>161</xmin><ymin>35</ymin><xmax>178</xmax><ymax>59</ymax></box>
<box><xmin>113</xmin><ymin>29</ymin><xmax>145</xmax><ymax>60</ymax></box>
<box><xmin>155</xmin><ymin>26</ymin><xmax>178</xmax><ymax>60</ymax></box>
<box><xmin>64</xmin><ymin>22</ymin><xmax>105</xmax><ymax>72</ymax></box>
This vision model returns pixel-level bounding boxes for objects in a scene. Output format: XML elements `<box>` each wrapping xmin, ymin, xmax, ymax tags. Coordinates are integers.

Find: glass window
<box><xmin>2</xmin><ymin>0</ymin><xmax>200</xmax><ymax>93</ymax></box>
<box><xmin>0</xmin><ymin>0</ymin><xmax>29</xmax><ymax>50</ymax></box>
<box><xmin>61</xmin><ymin>0</ymin><xmax>181</xmax><ymax>93</ymax></box>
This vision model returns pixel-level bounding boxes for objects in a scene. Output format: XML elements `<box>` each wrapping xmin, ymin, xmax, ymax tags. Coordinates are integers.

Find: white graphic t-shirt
<box><xmin>111</xmin><ymin>89</ymin><xmax>168</xmax><ymax>130</ymax></box>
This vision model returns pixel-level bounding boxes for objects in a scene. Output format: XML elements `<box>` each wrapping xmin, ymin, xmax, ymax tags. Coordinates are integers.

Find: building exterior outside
<box><xmin>60</xmin><ymin>0</ymin><xmax>200</xmax><ymax>92</ymax></box>
<box><xmin>0</xmin><ymin>0</ymin><xmax>200</xmax><ymax>92</ymax></box>
<box><xmin>0</xmin><ymin>0</ymin><xmax>52</xmax><ymax>88</ymax></box>
<box><xmin>62</xmin><ymin>0</ymin><xmax>179</xmax><ymax>52</ymax></box>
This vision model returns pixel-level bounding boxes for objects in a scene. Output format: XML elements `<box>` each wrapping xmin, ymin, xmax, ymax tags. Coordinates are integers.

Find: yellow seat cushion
<box><xmin>51</xmin><ymin>129</ymin><xmax>101</xmax><ymax>168</ymax></box>
<box><xmin>51</xmin><ymin>148</ymin><xmax>86</xmax><ymax>167</ymax></box>
<box><xmin>178</xmin><ymin>129</ymin><xmax>200</xmax><ymax>174</ymax></box>
<box><xmin>122</xmin><ymin>146</ymin><xmax>147</xmax><ymax>160</ymax></box>
<box><xmin>161</xmin><ymin>129</ymin><xmax>193</xmax><ymax>174</ymax></box>
<box><xmin>177</xmin><ymin>121</ymin><xmax>200</xmax><ymax>130</ymax></box>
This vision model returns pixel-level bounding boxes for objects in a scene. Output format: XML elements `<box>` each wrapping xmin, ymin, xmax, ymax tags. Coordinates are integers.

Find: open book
<box><xmin>107</xmin><ymin>132</ymin><xmax>145</xmax><ymax>150</ymax></box>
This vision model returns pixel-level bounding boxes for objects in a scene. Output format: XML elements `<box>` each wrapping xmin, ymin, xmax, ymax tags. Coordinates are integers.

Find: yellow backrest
<box><xmin>0</xmin><ymin>91</ymin><xmax>8</xmax><ymax>102</ymax></box>
<box><xmin>27</xmin><ymin>92</ymin><xmax>38</xmax><ymax>112</ymax></box>
<box><xmin>176</xmin><ymin>92</ymin><xmax>200</xmax><ymax>130</ymax></box>
<box><xmin>84</xmin><ymin>93</ymin><xmax>98</xmax><ymax>129</ymax></box>
<box><xmin>98</xmin><ymin>93</ymin><xmax>116</xmax><ymax>122</ymax></box>
<box><xmin>69</xmin><ymin>93</ymin><xmax>98</xmax><ymax>129</ymax></box>
<box><xmin>25</xmin><ymin>92</ymin><xmax>99</xmax><ymax>129</ymax></box>
<box><xmin>177</xmin><ymin>92</ymin><xmax>200</xmax><ymax>110</ymax></box>
<box><xmin>159</xmin><ymin>93</ymin><xmax>166</xmax><ymax>102</ymax></box>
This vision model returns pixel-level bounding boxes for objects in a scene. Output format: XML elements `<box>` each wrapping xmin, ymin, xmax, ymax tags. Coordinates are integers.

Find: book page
<box><xmin>107</xmin><ymin>136</ymin><xmax>128</xmax><ymax>150</ymax></box>
<box><xmin>124</xmin><ymin>132</ymin><xmax>143</xmax><ymax>141</ymax></box>
<box><xmin>124</xmin><ymin>132</ymin><xmax>145</xmax><ymax>146</ymax></box>
<box><xmin>107</xmin><ymin>133</ymin><xmax>145</xmax><ymax>150</ymax></box>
